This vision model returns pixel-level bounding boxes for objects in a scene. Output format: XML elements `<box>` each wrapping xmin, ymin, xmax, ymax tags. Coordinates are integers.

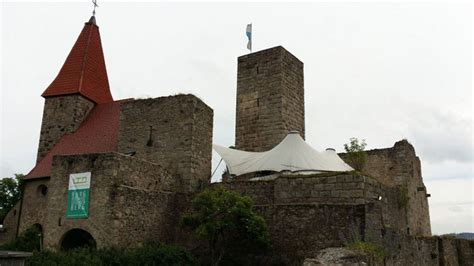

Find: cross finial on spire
<box><xmin>92</xmin><ymin>0</ymin><xmax>98</xmax><ymax>16</ymax></box>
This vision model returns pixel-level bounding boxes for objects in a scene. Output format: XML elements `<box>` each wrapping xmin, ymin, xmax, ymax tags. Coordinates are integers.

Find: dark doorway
<box><xmin>32</xmin><ymin>223</ymin><xmax>43</xmax><ymax>251</ymax></box>
<box><xmin>60</xmin><ymin>229</ymin><xmax>96</xmax><ymax>250</ymax></box>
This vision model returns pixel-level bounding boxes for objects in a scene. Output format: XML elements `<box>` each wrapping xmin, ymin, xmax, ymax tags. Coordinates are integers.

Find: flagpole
<box><xmin>246</xmin><ymin>23</ymin><xmax>252</xmax><ymax>54</ymax></box>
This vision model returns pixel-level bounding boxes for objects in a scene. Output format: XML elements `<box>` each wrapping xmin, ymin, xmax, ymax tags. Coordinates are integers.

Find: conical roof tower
<box><xmin>41</xmin><ymin>16</ymin><xmax>113</xmax><ymax>104</ymax></box>
<box><xmin>36</xmin><ymin>16</ymin><xmax>114</xmax><ymax>163</ymax></box>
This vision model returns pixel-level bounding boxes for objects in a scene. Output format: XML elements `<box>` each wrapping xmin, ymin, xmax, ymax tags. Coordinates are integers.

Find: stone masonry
<box><xmin>220</xmin><ymin>173</ymin><xmax>380</xmax><ymax>261</ymax></box>
<box><xmin>2</xmin><ymin>16</ymin><xmax>470</xmax><ymax>264</ymax></box>
<box><xmin>30</xmin><ymin>152</ymin><xmax>176</xmax><ymax>250</ymax></box>
<box><xmin>235</xmin><ymin>46</ymin><xmax>305</xmax><ymax>152</ymax></box>
<box><xmin>1</xmin><ymin>93</ymin><xmax>214</xmax><ymax>250</ymax></box>
<box><xmin>117</xmin><ymin>94</ymin><xmax>213</xmax><ymax>193</ymax></box>
<box><xmin>340</xmin><ymin>140</ymin><xmax>432</xmax><ymax>236</ymax></box>
<box><xmin>220</xmin><ymin>171</ymin><xmax>473</xmax><ymax>264</ymax></box>
<box><xmin>36</xmin><ymin>95</ymin><xmax>95</xmax><ymax>163</ymax></box>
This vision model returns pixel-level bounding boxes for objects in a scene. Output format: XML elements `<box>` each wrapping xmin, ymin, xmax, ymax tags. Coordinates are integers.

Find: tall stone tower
<box><xmin>235</xmin><ymin>46</ymin><xmax>305</xmax><ymax>152</ymax></box>
<box><xmin>36</xmin><ymin>16</ymin><xmax>112</xmax><ymax>162</ymax></box>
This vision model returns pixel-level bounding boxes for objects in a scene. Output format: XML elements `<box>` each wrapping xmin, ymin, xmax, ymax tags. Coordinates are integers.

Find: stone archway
<box><xmin>31</xmin><ymin>223</ymin><xmax>43</xmax><ymax>250</ymax></box>
<box><xmin>60</xmin><ymin>228</ymin><xmax>96</xmax><ymax>250</ymax></box>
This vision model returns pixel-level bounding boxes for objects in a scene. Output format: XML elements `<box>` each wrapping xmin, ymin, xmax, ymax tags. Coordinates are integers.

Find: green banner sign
<box><xmin>66</xmin><ymin>172</ymin><xmax>91</xmax><ymax>219</ymax></box>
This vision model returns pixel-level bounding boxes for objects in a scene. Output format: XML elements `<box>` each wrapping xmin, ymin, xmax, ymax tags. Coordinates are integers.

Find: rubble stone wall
<box><xmin>220</xmin><ymin>173</ymin><xmax>385</xmax><ymax>260</ymax></box>
<box><xmin>37</xmin><ymin>95</ymin><xmax>94</xmax><ymax>163</ymax></box>
<box><xmin>16</xmin><ymin>152</ymin><xmax>175</xmax><ymax>250</ymax></box>
<box><xmin>17</xmin><ymin>179</ymin><xmax>51</xmax><ymax>235</ymax></box>
<box><xmin>340</xmin><ymin>140</ymin><xmax>431</xmax><ymax>236</ymax></box>
<box><xmin>382</xmin><ymin>232</ymin><xmax>474</xmax><ymax>266</ymax></box>
<box><xmin>118</xmin><ymin>94</ymin><xmax>213</xmax><ymax>193</ymax></box>
<box><xmin>225</xmin><ymin>173</ymin><xmax>384</xmax><ymax>206</ymax></box>
<box><xmin>0</xmin><ymin>202</ymin><xmax>20</xmax><ymax>245</ymax></box>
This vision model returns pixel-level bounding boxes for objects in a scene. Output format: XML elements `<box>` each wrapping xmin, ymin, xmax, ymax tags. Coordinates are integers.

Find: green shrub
<box><xmin>343</xmin><ymin>137</ymin><xmax>367</xmax><ymax>171</ymax></box>
<box><xmin>25</xmin><ymin>243</ymin><xmax>196</xmax><ymax>266</ymax></box>
<box><xmin>126</xmin><ymin>242</ymin><xmax>196</xmax><ymax>266</ymax></box>
<box><xmin>27</xmin><ymin>249</ymin><xmax>102</xmax><ymax>266</ymax></box>
<box><xmin>182</xmin><ymin>185</ymin><xmax>271</xmax><ymax>265</ymax></box>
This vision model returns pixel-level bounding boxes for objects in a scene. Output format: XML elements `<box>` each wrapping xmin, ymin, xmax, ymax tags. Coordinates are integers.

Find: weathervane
<box><xmin>92</xmin><ymin>0</ymin><xmax>99</xmax><ymax>16</ymax></box>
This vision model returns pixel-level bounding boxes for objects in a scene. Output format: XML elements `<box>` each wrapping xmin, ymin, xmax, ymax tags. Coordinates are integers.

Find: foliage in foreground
<box><xmin>182</xmin><ymin>185</ymin><xmax>271</xmax><ymax>265</ymax></box>
<box><xmin>0</xmin><ymin>225</ymin><xmax>41</xmax><ymax>252</ymax></box>
<box><xmin>343</xmin><ymin>137</ymin><xmax>367</xmax><ymax>171</ymax></box>
<box><xmin>25</xmin><ymin>242</ymin><xmax>196</xmax><ymax>266</ymax></box>
<box><xmin>0</xmin><ymin>174</ymin><xmax>24</xmax><ymax>222</ymax></box>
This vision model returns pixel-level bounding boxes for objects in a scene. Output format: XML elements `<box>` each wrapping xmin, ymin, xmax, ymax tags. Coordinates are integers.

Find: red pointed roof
<box><xmin>24</xmin><ymin>100</ymin><xmax>125</xmax><ymax>179</ymax></box>
<box><xmin>41</xmin><ymin>16</ymin><xmax>113</xmax><ymax>104</ymax></box>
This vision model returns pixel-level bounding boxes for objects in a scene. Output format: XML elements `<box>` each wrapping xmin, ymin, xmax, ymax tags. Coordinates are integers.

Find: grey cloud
<box><xmin>448</xmin><ymin>205</ymin><xmax>464</xmax><ymax>213</ymax></box>
<box><xmin>407</xmin><ymin>109</ymin><xmax>473</xmax><ymax>163</ymax></box>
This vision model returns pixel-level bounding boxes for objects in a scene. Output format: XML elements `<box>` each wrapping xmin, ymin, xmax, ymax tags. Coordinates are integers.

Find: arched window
<box><xmin>37</xmin><ymin>184</ymin><xmax>48</xmax><ymax>197</ymax></box>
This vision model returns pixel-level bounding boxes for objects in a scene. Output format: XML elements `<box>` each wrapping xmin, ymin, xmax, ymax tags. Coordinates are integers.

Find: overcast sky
<box><xmin>1</xmin><ymin>1</ymin><xmax>472</xmax><ymax>235</ymax></box>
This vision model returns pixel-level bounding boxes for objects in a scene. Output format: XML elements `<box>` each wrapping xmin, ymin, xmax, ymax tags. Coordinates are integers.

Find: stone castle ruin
<box><xmin>1</xmin><ymin>16</ymin><xmax>472</xmax><ymax>265</ymax></box>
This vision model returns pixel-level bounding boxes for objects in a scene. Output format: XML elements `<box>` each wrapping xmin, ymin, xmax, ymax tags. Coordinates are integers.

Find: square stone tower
<box><xmin>235</xmin><ymin>46</ymin><xmax>305</xmax><ymax>151</ymax></box>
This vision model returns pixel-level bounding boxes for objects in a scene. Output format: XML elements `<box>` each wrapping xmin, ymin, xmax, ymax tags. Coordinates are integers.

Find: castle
<box><xmin>1</xmin><ymin>16</ymin><xmax>472</xmax><ymax>265</ymax></box>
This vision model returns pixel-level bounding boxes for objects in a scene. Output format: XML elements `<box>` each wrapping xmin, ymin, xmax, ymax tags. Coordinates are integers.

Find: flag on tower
<box><xmin>246</xmin><ymin>23</ymin><xmax>252</xmax><ymax>51</ymax></box>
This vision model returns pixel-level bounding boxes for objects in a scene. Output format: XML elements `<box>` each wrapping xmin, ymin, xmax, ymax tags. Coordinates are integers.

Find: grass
<box><xmin>346</xmin><ymin>240</ymin><xmax>388</xmax><ymax>263</ymax></box>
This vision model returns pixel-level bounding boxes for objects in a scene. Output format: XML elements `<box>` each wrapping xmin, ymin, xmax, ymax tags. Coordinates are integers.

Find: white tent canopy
<box><xmin>213</xmin><ymin>131</ymin><xmax>353</xmax><ymax>176</ymax></box>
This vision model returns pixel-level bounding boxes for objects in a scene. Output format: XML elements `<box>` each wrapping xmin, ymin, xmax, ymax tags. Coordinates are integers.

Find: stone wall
<box><xmin>117</xmin><ymin>94</ymin><xmax>213</xmax><ymax>193</ymax></box>
<box><xmin>113</xmin><ymin>187</ymin><xmax>175</xmax><ymax>247</ymax></box>
<box><xmin>226</xmin><ymin>173</ymin><xmax>384</xmax><ymax>206</ymax></box>
<box><xmin>109</xmin><ymin>154</ymin><xmax>176</xmax><ymax>247</ymax></box>
<box><xmin>221</xmin><ymin>174</ymin><xmax>473</xmax><ymax>264</ymax></box>
<box><xmin>0</xmin><ymin>179</ymin><xmax>50</xmax><ymax>245</ymax></box>
<box><xmin>381</xmin><ymin>233</ymin><xmax>474</xmax><ymax>266</ymax></box>
<box><xmin>235</xmin><ymin>46</ymin><xmax>305</xmax><ymax>152</ymax></box>
<box><xmin>267</xmin><ymin>204</ymin><xmax>366</xmax><ymax>261</ymax></box>
<box><xmin>340</xmin><ymin>139</ymin><xmax>431</xmax><ymax>236</ymax></box>
<box><xmin>37</xmin><ymin>95</ymin><xmax>95</xmax><ymax>163</ymax></box>
<box><xmin>0</xmin><ymin>202</ymin><xmax>20</xmax><ymax>245</ymax></box>
<box><xmin>43</xmin><ymin>153</ymin><xmax>122</xmax><ymax>249</ymax></box>
<box><xmin>12</xmin><ymin>152</ymin><xmax>175</xmax><ymax>250</ymax></box>
<box><xmin>17</xmin><ymin>179</ymin><xmax>50</xmax><ymax>235</ymax></box>
<box><xmin>220</xmin><ymin>173</ymin><xmax>386</xmax><ymax>261</ymax></box>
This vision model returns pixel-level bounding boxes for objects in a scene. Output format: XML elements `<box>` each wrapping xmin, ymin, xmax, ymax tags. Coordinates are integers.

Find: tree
<box><xmin>344</xmin><ymin>138</ymin><xmax>367</xmax><ymax>171</ymax></box>
<box><xmin>182</xmin><ymin>186</ymin><xmax>270</xmax><ymax>265</ymax></box>
<box><xmin>0</xmin><ymin>225</ymin><xmax>41</xmax><ymax>252</ymax></box>
<box><xmin>0</xmin><ymin>174</ymin><xmax>24</xmax><ymax>222</ymax></box>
